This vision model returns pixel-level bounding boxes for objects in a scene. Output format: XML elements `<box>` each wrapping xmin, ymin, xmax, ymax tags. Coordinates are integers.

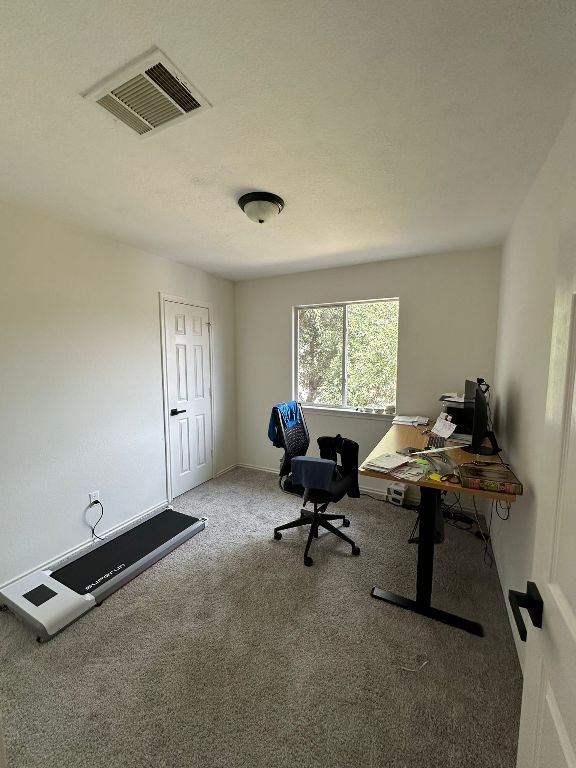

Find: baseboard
<box><xmin>358</xmin><ymin>483</ymin><xmax>388</xmax><ymax>499</ymax></box>
<box><xmin>214</xmin><ymin>464</ymin><xmax>238</xmax><ymax>478</ymax></box>
<box><xmin>236</xmin><ymin>462</ymin><xmax>278</xmax><ymax>475</ymax></box>
<box><xmin>0</xmin><ymin>499</ymin><xmax>168</xmax><ymax>591</ymax></box>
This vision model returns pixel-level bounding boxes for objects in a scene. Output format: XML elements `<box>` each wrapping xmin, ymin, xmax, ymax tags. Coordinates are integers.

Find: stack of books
<box><xmin>458</xmin><ymin>463</ymin><xmax>523</xmax><ymax>495</ymax></box>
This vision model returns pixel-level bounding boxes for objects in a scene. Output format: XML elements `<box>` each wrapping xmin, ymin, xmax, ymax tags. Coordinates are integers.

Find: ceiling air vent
<box><xmin>83</xmin><ymin>48</ymin><xmax>211</xmax><ymax>136</ymax></box>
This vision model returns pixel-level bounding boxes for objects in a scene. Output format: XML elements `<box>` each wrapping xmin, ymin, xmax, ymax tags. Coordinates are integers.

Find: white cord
<box><xmin>400</xmin><ymin>660</ymin><xmax>429</xmax><ymax>672</ymax></box>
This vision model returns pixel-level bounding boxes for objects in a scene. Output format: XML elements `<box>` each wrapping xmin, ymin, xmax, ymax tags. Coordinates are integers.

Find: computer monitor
<box><xmin>464</xmin><ymin>378</ymin><xmax>477</xmax><ymax>402</ymax></box>
<box><xmin>462</xmin><ymin>382</ymin><xmax>500</xmax><ymax>456</ymax></box>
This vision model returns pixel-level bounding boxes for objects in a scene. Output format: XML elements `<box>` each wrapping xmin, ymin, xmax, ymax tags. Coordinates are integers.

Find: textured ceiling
<box><xmin>1</xmin><ymin>1</ymin><xmax>576</xmax><ymax>279</ymax></box>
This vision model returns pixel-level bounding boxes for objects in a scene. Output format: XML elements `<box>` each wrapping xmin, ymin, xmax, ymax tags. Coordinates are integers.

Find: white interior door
<box><xmin>515</xmin><ymin>232</ymin><xmax>576</xmax><ymax>767</ymax></box>
<box><xmin>164</xmin><ymin>300</ymin><xmax>213</xmax><ymax>498</ymax></box>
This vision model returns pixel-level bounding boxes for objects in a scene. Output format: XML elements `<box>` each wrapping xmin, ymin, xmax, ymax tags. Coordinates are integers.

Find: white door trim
<box><xmin>515</xmin><ymin>226</ymin><xmax>576</xmax><ymax>767</ymax></box>
<box><xmin>159</xmin><ymin>293</ymin><xmax>215</xmax><ymax>501</ymax></box>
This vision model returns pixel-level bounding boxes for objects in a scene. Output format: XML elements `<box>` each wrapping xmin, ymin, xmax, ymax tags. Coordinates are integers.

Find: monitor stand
<box><xmin>462</xmin><ymin>430</ymin><xmax>500</xmax><ymax>456</ymax></box>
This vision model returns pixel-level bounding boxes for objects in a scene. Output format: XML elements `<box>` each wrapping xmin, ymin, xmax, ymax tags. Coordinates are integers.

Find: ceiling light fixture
<box><xmin>238</xmin><ymin>192</ymin><xmax>284</xmax><ymax>224</ymax></box>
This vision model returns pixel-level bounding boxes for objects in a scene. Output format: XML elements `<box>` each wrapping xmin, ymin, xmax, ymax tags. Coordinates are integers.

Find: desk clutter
<box><xmin>360</xmin><ymin>448</ymin><xmax>523</xmax><ymax>496</ymax></box>
<box><xmin>361</xmin><ymin>451</ymin><xmax>446</xmax><ymax>483</ymax></box>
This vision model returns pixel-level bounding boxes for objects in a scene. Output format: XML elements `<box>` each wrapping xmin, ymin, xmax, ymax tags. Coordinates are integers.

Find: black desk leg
<box><xmin>371</xmin><ymin>487</ymin><xmax>484</xmax><ymax>636</ymax></box>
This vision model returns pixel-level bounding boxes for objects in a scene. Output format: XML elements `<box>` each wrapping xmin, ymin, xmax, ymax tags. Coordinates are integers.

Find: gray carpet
<box><xmin>0</xmin><ymin>468</ymin><xmax>522</xmax><ymax>768</ymax></box>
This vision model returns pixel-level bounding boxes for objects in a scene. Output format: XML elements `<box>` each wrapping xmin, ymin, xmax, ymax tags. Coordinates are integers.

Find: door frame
<box><xmin>515</xmin><ymin>227</ymin><xmax>576</xmax><ymax>766</ymax></box>
<box><xmin>159</xmin><ymin>293</ymin><xmax>215</xmax><ymax>502</ymax></box>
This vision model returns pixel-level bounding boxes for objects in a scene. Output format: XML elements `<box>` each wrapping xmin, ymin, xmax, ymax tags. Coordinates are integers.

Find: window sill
<box><xmin>301</xmin><ymin>406</ymin><xmax>395</xmax><ymax>422</ymax></box>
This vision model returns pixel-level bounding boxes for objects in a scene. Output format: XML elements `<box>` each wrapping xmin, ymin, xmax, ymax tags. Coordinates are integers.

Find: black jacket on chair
<box><xmin>317</xmin><ymin>434</ymin><xmax>360</xmax><ymax>498</ymax></box>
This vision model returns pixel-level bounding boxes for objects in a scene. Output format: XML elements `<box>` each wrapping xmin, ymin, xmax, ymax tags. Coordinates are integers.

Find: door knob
<box><xmin>170</xmin><ymin>408</ymin><xmax>187</xmax><ymax>416</ymax></box>
<box><xmin>508</xmin><ymin>581</ymin><xmax>543</xmax><ymax>642</ymax></box>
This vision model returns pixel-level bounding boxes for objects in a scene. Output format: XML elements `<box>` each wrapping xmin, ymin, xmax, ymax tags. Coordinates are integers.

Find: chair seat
<box><xmin>283</xmin><ymin>467</ymin><xmax>353</xmax><ymax>504</ymax></box>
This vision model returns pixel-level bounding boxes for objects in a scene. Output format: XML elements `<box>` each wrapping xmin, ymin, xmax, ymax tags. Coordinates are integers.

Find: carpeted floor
<box><xmin>0</xmin><ymin>468</ymin><xmax>522</xmax><ymax>768</ymax></box>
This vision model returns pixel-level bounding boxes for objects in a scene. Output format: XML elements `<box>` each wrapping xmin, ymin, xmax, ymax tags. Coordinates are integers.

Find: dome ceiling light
<box><xmin>238</xmin><ymin>191</ymin><xmax>285</xmax><ymax>224</ymax></box>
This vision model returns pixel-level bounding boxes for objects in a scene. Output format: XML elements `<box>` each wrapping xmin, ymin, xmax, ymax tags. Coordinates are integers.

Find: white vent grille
<box><xmin>84</xmin><ymin>48</ymin><xmax>210</xmax><ymax>136</ymax></box>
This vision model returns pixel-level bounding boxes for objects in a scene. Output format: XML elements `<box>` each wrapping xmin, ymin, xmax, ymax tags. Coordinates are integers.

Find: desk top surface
<box><xmin>359</xmin><ymin>423</ymin><xmax>517</xmax><ymax>502</ymax></box>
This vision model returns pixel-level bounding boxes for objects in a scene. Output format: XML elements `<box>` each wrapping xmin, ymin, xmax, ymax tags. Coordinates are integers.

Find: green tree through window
<box><xmin>296</xmin><ymin>300</ymin><xmax>398</xmax><ymax>409</ymax></box>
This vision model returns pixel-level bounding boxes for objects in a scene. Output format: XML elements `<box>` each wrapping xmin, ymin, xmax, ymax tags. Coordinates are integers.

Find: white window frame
<box><xmin>292</xmin><ymin>298</ymin><xmax>399</xmax><ymax>413</ymax></box>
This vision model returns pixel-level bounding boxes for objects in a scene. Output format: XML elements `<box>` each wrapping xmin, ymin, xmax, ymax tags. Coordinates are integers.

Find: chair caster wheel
<box><xmin>352</xmin><ymin>546</ymin><xmax>360</xmax><ymax>556</ymax></box>
<box><xmin>304</xmin><ymin>556</ymin><xmax>313</xmax><ymax>567</ymax></box>
<box><xmin>274</xmin><ymin>531</ymin><xmax>282</xmax><ymax>540</ymax></box>
<box><xmin>343</xmin><ymin>519</ymin><xmax>350</xmax><ymax>527</ymax></box>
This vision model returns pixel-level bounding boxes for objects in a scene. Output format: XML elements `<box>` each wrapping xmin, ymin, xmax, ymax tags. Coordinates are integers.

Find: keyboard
<box><xmin>425</xmin><ymin>433</ymin><xmax>446</xmax><ymax>450</ymax></box>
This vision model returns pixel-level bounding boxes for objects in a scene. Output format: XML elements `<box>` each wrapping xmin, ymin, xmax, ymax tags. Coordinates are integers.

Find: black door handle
<box><xmin>170</xmin><ymin>408</ymin><xmax>187</xmax><ymax>416</ymax></box>
<box><xmin>508</xmin><ymin>581</ymin><xmax>543</xmax><ymax>642</ymax></box>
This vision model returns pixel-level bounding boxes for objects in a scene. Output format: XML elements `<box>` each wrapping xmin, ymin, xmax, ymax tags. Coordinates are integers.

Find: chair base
<box><xmin>274</xmin><ymin>504</ymin><xmax>360</xmax><ymax>566</ymax></box>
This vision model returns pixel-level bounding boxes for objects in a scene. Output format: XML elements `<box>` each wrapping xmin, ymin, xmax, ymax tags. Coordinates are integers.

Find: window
<box><xmin>294</xmin><ymin>299</ymin><xmax>399</xmax><ymax>411</ymax></box>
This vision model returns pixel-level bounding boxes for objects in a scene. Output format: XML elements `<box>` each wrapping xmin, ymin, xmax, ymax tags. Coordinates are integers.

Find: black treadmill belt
<box><xmin>51</xmin><ymin>510</ymin><xmax>199</xmax><ymax>595</ymax></box>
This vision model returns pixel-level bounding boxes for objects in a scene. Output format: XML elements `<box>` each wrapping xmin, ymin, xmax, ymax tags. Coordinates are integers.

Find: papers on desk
<box><xmin>361</xmin><ymin>452</ymin><xmax>430</xmax><ymax>482</ymax></box>
<box><xmin>389</xmin><ymin>463</ymin><xmax>428</xmax><ymax>481</ymax></box>
<box><xmin>361</xmin><ymin>452</ymin><xmax>409</xmax><ymax>472</ymax></box>
<box><xmin>392</xmin><ymin>415</ymin><xmax>429</xmax><ymax>426</ymax></box>
<box><xmin>430</xmin><ymin>416</ymin><xmax>457</xmax><ymax>439</ymax></box>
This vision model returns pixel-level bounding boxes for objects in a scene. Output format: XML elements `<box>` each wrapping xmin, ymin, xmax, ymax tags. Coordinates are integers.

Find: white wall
<box><xmin>235</xmin><ymin>247</ymin><xmax>501</xmax><ymax>487</ymax></box>
<box><xmin>0</xmin><ymin>201</ymin><xmax>236</xmax><ymax>585</ymax></box>
<box><xmin>492</xmin><ymin>93</ymin><xmax>576</xmax><ymax>668</ymax></box>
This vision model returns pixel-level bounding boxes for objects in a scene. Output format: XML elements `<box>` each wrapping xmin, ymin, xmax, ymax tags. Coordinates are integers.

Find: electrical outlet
<box><xmin>89</xmin><ymin>491</ymin><xmax>100</xmax><ymax>504</ymax></box>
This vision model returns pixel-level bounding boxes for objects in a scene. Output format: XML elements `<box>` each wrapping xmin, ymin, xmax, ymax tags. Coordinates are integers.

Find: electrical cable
<box><xmin>496</xmin><ymin>500</ymin><xmax>511</xmax><ymax>520</ymax></box>
<box><xmin>472</xmin><ymin>496</ymin><xmax>494</xmax><ymax>567</ymax></box>
<box><xmin>360</xmin><ymin>492</ymin><xmax>388</xmax><ymax>502</ymax></box>
<box><xmin>441</xmin><ymin>491</ymin><xmax>475</xmax><ymax>529</ymax></box>
<box><xmin>88</xmin><ymin>500</ymin><xmax>105</xmax><ymax>540</ymax></box>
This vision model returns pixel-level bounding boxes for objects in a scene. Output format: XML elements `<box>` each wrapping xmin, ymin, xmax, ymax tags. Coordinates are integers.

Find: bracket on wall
<box><xmin>508</xmin><ymin>581</ymin><xmax>543</xmax><ymax>642</ymax></box>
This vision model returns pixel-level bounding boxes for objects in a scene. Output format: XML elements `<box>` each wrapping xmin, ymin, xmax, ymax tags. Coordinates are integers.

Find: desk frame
<box><xmin>361</xmin><ymin>424</ymin><xmax>517</xmax><ymax>637</ymax></box>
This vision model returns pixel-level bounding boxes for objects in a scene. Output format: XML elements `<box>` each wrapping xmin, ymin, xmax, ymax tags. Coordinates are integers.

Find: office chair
<box><xmin>271</xmin><ymin>403</ymin><xmax>361</xmax><ymax>566</ymax></box>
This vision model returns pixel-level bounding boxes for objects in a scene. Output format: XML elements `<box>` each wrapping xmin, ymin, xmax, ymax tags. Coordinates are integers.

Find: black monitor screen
<box><xmin>471</xmin><ymin>386</ymin><xmax>488</xmax><ymax>451</ymax></box>
<box><xmin>462</xmin><ymin>382</ymin><xmax>500</xmax><ymax>456</ymax></box>
<box><xmin>464</xmin><ymin>379</ymin><xmax>477</xmax><ymax>401</ymax></box>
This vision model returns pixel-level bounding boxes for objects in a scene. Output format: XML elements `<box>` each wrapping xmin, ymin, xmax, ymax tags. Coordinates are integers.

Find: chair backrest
<box><xmin>317</xmin><ymin>434</ymin><xmax>360</xmax><ymax>498</ymax></box>
<box><xmin>274</xmin><ymin>404</ymin><xmax>310</xmax><ymax>478</ymax></box>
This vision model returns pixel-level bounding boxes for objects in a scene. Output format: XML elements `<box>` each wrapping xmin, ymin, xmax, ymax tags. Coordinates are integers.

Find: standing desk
<box><xmin>360</xmin><ymin>424</ymin><xmax>518</xmax><ymax>636</ymax></box>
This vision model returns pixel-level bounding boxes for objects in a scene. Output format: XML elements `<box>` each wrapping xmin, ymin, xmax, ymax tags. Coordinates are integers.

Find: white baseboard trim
<box><xmin>236</xmin><ymin>462</ymin><xmax>278</xmax><ymax>475</ymax></box>
<box><xmin>0</xmin><ymin>499</ymin><xmax>168</xmax><ymax>591</ymax></box>
<box><xmin>214</xmin><ymin>464</ymin><xmax>238</xmax><ymax>478</ymax></box>
<box><xmin>358</xmin><ymin>484</ymin><xmax>388</xmax><ymax>499</ymax></box>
